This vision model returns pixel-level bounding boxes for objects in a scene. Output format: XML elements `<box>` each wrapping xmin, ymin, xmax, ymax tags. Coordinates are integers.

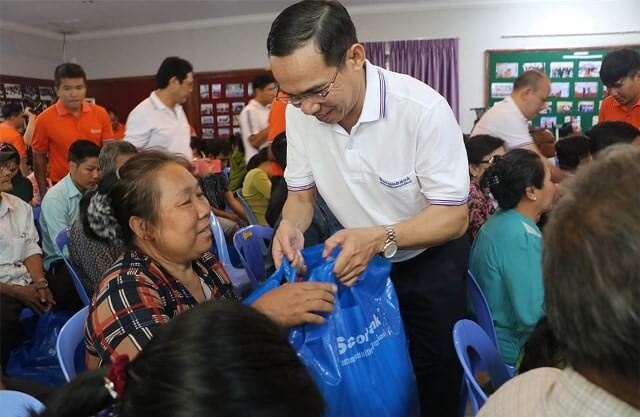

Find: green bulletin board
<box><xmin>486</xmin><ymin>46</ymin><xmax>640</xmax><ymax>134</ymax></box>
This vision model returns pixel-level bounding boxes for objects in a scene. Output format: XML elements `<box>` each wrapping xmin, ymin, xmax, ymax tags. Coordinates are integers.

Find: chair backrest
<box><xmin>0</xmin><ymin>390</ymin><xmax>45</xmax><ymax>416</ymax></box>
<box><xmin>55</xmin><ymin>227</ymin><xmax>91</xmax><ymax>306</ymax></box>
<box><xmin>233</xmin><ymin>225</ymin><xmax>274</xmax><ymax>287</ymax></box>
<box><xmin>453</xmin><ymin>319</ymin><xmax>512</xmax><ymax>414</ymax></box>
<box><xmin>56</xmin><ymin>305</ymin><xmax>89</xmax><ymax>381</ymax></box>
<box><xmin>235</xmin><ymin>189</ymin><xmax>259</xmax><ymax>225</ymax></box>
<box><xmin>209</xmin><ymin>212</ymin><xmax>253</xmax><ymax>298</ymax></box>
<box><xmin>467</xmin><ymin>270</ymin><xmax>498</xmax><ymax>347</ymax></box>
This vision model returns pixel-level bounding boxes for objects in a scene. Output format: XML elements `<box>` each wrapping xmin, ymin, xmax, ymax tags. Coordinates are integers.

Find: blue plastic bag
<box><xmin>7</xmin><ymin>310</ymin><xmax>73</xmax><ymax>386</ymax></box>
<box><xmin>246</xmin><ymin>245</ymin><xmax>420</xmax><ymax>417</ymax></box>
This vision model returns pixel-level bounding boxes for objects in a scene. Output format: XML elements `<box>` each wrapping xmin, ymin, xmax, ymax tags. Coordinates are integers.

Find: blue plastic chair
<box><xmin>453</xmin><ymin>319</ymin><xmax>512</xmax><ymax>415</ymax></box>
<box><xmin>209</xmin><ymin>213</ymin><xmax>253</xmax><ymax>297</ymax></box>
<box><xmin>467</xmin><ymin>271</ymin><xmax>498</xmax><ymax>347</ymax></box>
<box><xmin>56</xmin><ymin>305</ymin><xmax>89</xmax><ymax>381</ymax></box>
<box><xmin>0</xmin><ymin>390</ymin><xmax>45</xmax><ymax>416</ymax></box>
<box><xmin>233</xmin><ymin>225</ymin><xmax>274</xmax><ymax>287</ymax></box>
<box><xmin>55</xmin><ymin>227</ymin><xmax>91</xmax><ymax>306</ymax></box>
<box><xmin>235</xmin><ymin>189</ymin><xmax>259</xmax><ymax>225</ymax></box>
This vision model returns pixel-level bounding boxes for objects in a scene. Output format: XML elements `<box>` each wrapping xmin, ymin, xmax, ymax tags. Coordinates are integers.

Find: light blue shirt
<box><xmin>40</xmin><ymin>174</ymin><xmax>81</xmax><ymax>270</ymax></box>
<box><xmin>469</xmin><ymin>209</ymin><xmax>544</xmax><ymax>365</ymax></box>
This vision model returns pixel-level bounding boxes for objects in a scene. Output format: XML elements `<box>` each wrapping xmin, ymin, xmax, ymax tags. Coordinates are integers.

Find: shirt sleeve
<box><xmin>283</xmin><ymin>106</ymin><xmax>316</xmax><ymax>191</ymax></box>
<box><xmin>40</xmin><ymin>192</ymin><xmax>70</xmax><ymax>259</ymax></box>
<box><xmin>252</xmin><ymin>169</ymin><xmax>272</xmax><ymax>199</ymax></box>
<box><xmin>98</xmin><ymin>106</ymin><xmax>114</xmax><ymax>142</ymax></box>
<box><xmin>30</xmin><ymin>114</ymin><xmax>49</xmax><ymax>153</ymax></box>
<box><xmin>415</xmin><ymin>99</ymin><xmax>469</xmax><ymax>205</ymax></box>
<box><xmin>123</xmin><ymin>107</ymin><xmax>151</xmax><ymax>149</ymax></box>
<box><xmin>10</xmin><ymin>132</ymin><xmax>27</xmax><ymax>158</ymax></box>
<box><xmin>598</xmin><ymin>97</ymin><xmax>613</xmax><ymax>122</ymax></box>
<box><xmin>85</xmin><ymin>272</ymin><xmax>170</xmax><ymax>365</ymax></box>
<box><xmin>239</xmin><ymin>108</ymin><xmax>261</xmax><ymax>138</ymax></box>
<box><xmin>22</xmin><ymin>202</ymin><xmax>42</xmax><ymax>259</ymax></box>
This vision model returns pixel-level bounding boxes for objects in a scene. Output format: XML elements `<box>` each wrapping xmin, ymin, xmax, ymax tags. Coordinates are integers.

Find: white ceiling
<box><xmin>0</xmin><ymin>0</ymin><xmax>532</xmax><ymax>38</ymax></box>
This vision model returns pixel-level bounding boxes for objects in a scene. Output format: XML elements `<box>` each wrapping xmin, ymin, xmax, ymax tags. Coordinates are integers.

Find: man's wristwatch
<box><xmin>382</xmin><ymin>226</ymin><xmax>398</xmax><ymax>259</ymax></box>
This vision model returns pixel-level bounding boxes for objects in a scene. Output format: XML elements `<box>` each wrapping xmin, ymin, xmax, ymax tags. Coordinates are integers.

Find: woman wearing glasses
<box><xmin>465</xmin><ymin>134</ymin><xmax>506</xmax><ymax>240</ymax></box>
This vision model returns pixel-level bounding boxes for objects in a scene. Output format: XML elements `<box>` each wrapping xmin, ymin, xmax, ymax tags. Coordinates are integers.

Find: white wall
<box><xmin>0</xmin><ymin>27</ymin><xmax>62</xmax><ymax>79</ymax></box>
<box><xmin>4</xmin><ymin>0</ymin><xmax>640</xmax><ymax>131</ymax></box>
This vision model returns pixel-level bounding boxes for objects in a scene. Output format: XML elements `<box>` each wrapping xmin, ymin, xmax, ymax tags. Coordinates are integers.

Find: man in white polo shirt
<box><xmin>125</xmin><ymin>57</ymin><xmax>194</xmax><ymax>159</ymax></box>
<box><xmin>239</xmin><ymin>73</ymin><xmax>277</xmax><ymax>163</ymax></box>
<box><xmin>268</xmin><ymin>2</ymin><xmax>470</xmax><ymax>416</ymax></box>
<box><xmin>472</xmin><ymin>71</ymin><xmax>566</xmax><ymax>181</ymax></box>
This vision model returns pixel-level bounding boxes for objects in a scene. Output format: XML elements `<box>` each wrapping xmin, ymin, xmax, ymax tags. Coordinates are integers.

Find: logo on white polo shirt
<box><xmin>379</xmin><ymin>175</ymin><xmax>412</xmax><ymax>189</ymax></box>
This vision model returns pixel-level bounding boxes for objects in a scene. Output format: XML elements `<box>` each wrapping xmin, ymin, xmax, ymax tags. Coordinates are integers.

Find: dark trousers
<box><xmin>391</xmin><ymin>236</ymin><xmax>470</xmax><ymax>417</ymax></box>
<box><xmin>1</xmin><ymin>261</ymin><xmax>82</xmax><ymax>372</ymax></box>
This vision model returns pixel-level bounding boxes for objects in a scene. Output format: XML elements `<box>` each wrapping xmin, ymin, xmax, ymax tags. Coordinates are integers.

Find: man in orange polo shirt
<box><xmin>31</xmin><ymin>63</ymin><xmax>113</xmax><ymax>196</ymax></box>
<box><xmin>599</xmin><ymin>49</ymin><xmax>640</xmax><ymax>129</ymax></box>
<box><xmin>107</xmin><ymin>108</ymin><xmax>126</xmax><ymax>140</ymax></box>
<box><xmin>267</xmin><ymin>96</ymin><xmax>287</xmax><ymax>177</ymax></box>
<box><xmin>0</xmin><ymin>103</ymin><xmax>36</xmax><ymax>176</ymax></box>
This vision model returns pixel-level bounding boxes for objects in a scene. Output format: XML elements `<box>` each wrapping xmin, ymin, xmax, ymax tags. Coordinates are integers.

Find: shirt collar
<box><xmin>612</xmin><ymin>95</ymin><xmax>640</xmax><ymax>110</ymax></box>
<box><xmin>150</xmin><ymin>91</ymin><xmax>179</xmax><ymax>112</ymax></box>
<box><xmin>505</xmin><ymin>96</ymin><xmax>528</xmax><ymax>122</ymax></box>
<box><xmin>359</xmin><ymin>60</ymin><xmax>387</xmax><ymax>124</ymax></box>
<box><xmin>61</xmin><ymin>174</ymin><xmax>82</xmax><ymax>199</ymax></box>
<box><xmin>0</xmin><ymin>192</ymin><xmax>16</xmax><ymax>217</ymax></box>
<box><xmin>55</xmin><ymin>99</ymin><xmax>91</xmax><ymax>116</ymax></box>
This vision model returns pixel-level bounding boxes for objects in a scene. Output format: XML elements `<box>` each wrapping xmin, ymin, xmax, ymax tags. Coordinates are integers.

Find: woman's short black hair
<box><xmin>246</xmin><ymin>147</ymin><xmax>270</xmax><ymax>172</ymax></box>
<box><xmin>465</xmin><ymin>134</ymin><xmax>505</xmax><ymax>165</ymax></box>
<box><xmin>480</xmin><ymin>148</ymin><xmax>546</xmax><ymax>209</ymax></box>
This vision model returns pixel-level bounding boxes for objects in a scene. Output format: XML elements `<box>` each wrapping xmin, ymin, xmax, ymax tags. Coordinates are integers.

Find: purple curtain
<box><xmin>362</xmin><ymin>41</ymin><xmax>386</xmax><ymax>68</ymax></box>
<box><xmin>389</xmin><ymin>38</ymin><xmax>459</xmax><ymax>120</ymax></box>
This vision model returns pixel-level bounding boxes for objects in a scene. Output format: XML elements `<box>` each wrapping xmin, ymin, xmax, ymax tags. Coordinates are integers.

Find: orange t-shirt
<box><xmin>0</xmin><ymin>122</ymin><xmax>27</xmax><ymax>158</ymax></box>
<box><xmin>112</xmin><ymin>122</ymin><xmax>125</xmax><ymax>140</ymax></box>
<box><xmin>31</xmin><ymin>100</ymin><xmax>114</xmax><ymax>182</ymax></box>
<box><xmin>267</xmin><ymin>98</ymin><xmax>287</xmax><ymax>176</ymax></box>
<box><xmin>598</xmin><ymin>96</ymin><xmax>640</xmax><ymax>129</ymax></box>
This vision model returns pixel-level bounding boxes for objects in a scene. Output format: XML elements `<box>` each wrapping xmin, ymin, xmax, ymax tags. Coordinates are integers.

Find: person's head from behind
<box><xmin>465</xmin><ymin>134</ymin><xmax>505</xmax><ymax>181</ymax></box>
<box><xmin>252</xmin><ymin>73</ymin><xmax>277</xmax><ymax>106</ymax></box>
<box><xmin>511</xmin><ymin>70</ymin><xmax>551</xmax><ymax>120</ymax></box>
<box><xmin>480</xmin><ymin>148</ymin><xmax>554</xmax><ymax>219</ymax></box>
<box><xmin>203</xmin><ymin>139</ymin><xmax>232</xmax><ymax>168</ymax></box>
<box><xmin>68</xmin><ymin>140</ymin><xmax>101</xmax><ymax>192</ymax></box>
<box><xmin>37</xmin><ymin>301</ymin><xmax>325</xmax><ymax>417</ymax></box>
<box><xmin>270</xmin><ymin>132</ymin><xmax>287</xmax><ymax>169</ymax></box>
<box><xmin>543</xmin><ymin>145</ymin><xmax>640</xmax><ymax>401</ymax></box>
<box><xmin>267</xmin><ymin>0</ymin><xmax>362</xmax><ymax>125</ymax></box>
<box><xmin>107</xmin><ymin>108</ymin><xmax>120</xmax><ymax>129</ymax></box>
<box><xmin>558</xmin><ymin>121</ymin><xmax>578</xmax><ymax>139</ymax></box>
<box><xmin>99</xmin><ymin>141</ymin><xmax>138</xmax><ymax>176</ymax></box>
<box><xmin>54</xmin><ymin>63</ymin><xmax>88</xmax><ymax>113</ymax></box>
<box><xmin>600</xmin><ymin>49</ymin><xmax>640</xmax><ymax>107</ymax></box>
<box><xmin>155</xmin><ymin>56</ymin><xmax>194</xmax><ymax>105</ymax></box>
<box><xmin>587</xmin><ymin>121</ymin><xmax>640</xmax><ymax>155</ymax></box>
<box><xmin>247</xmin><ymin>147</ymin><xmax>271</xmax><ymax>175</ymax></box>
<box><xmin>2</xmin><ymin>102</ymin><xmax>26</xmax><ymax>129</ymax></box>
<box><xmin>0</xmin><ymin>142</ymin><xmax>20</xmax><ymax>192</ymax></box>
<box><xmin>190</xmin><ymin>136</ymin><xmax>203</xmax><ymax>160</ymax></box>
<box><xmin>555</xmin><ymin>135</ymin><xmax>591</xmax><ymax>171</ymax></box>
<box><xmin>530</xmin><ymin>128</ymin><xmax>556</xmax><ymax>158</ymax></box>
<box><xmin>87</xmin><ymin>151</ymin><xmax>211</xmax><ymax>263</ymax></box>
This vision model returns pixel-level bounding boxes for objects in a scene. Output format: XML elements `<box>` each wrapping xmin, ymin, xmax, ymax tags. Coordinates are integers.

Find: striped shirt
<box><xmin>85</xmin><ymin>248</ymin><xmax>236</xmax><ymax>367</ymax></box>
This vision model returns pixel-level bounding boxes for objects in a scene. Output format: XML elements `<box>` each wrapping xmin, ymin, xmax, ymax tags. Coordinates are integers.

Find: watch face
<box><xmin>384</xmin><ymin>243</ymin><xmax>398</xmax><ymax>258</ymax></box>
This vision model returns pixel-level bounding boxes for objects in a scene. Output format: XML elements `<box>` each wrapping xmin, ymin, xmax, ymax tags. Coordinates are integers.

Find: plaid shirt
<box><xmin>85</xmin><ymin>248</ymin><xmax>236</xmax><ymax>367</ymax></box>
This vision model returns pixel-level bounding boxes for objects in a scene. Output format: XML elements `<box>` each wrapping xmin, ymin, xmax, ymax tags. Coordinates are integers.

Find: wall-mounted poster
<box><xmin>232</xmin><ymin>127</ymin><xmax>241</xmax><ymax>136</ymax></box>
<box><xmin>556</xmin><ymin>101</ymin><xmax>573</xmax><ymax>113</ymax></box>
<box><xmin>38</xmin><ymin>87</ymin><xmax>54</xmax><ymax>102</ymax></box>
<box><xmin>490</xmin><ymin>82</ymin><xmax>513</xmax><ymax>98</ymax></box>
<box><xmin>232</xmin><ymin>101</ymin><xmax>245</xmax><ymax>114</ymax></box>
<box><xmin>232</xmin><ymin>115</ymin><xmax>240</xmax><ymax>126</ymax></box>
<box><xmin>218</xmin><ymin>128</ymin><xmax>231</xmax><ymax>137</ymax></box>
<box><xmin>216</xmin><ymin>103</ymin><xmax>229</xmax><ymax>113</ymax></box>
<box><xmin>550</xmin><ymin>82</ymin><xmax>570</xmax><ymax>98</ymax></box>
<box><xmin>0</xmin><ymin>84</ymin><xmax>4</xmax><ymax>99</ymax></box>
<box><xmin>578</xmin><ymin>101</ymin><xmax>595</xmax><ymax>113</ymax></box>
<box><xmin>217</xmin><ymin>115</ymin><xmax>231</xmax><ymax>126</ymax></box>
<box><xmin>550</xmin><ymin>62</ymin><xmax>574</xmax><ymax>78</ymax></box>
<box><xmin>211</xmin><ymin>83</ymin><xmax>222</xmax><ymax>98</ymax></box>
<box><xmin>575</xmin><ymin>82</ymin><xmax>598</xmax><ymax>98</ymax></box>
<box><xmin>540</xmin><ymin>116</ymin><xmax>557</xmax><ymax>129</ymax></box>
<box><xmin>247</xmin><ymin>82</ymin><xmax>253</xmax><ymax>97</ymax></box>
<box><xmin>225</xmin><ymin>83</ymin><xmax>244</xmax><ymax>98</ymax></box>
<box><xmin>539</xmin><ymin>101</ymin><xmax>552</xmax><ymax>114</ymax></box>
<box><xmin>4</xmin><ymin>83</ymin><xmax>22</xmax><ymax>99</ymax></box>
<box><xmin>201</xmin><ymin>116</ymin><xmax>214</xmax><ymax>126</ymax></box>
<box><xmin>591</xmin><ymin>116</ymin><xmax>599</xmax><ymax>126</ymax></box>
<box><xmin>202</xmin><ymin>128</ymin><xmax>214</xmax><ymax>139</ymax></box>
<box><xmin>23</xmin><ymin>85</ymin><xmax>39</xmax><ymax>101</ymax></box>
<box><xmin>199</xmin><ymin>84</ymin><xmax>209</xmax><ymax>99</ymax></box>
<box><xmin>578</xmin><ymin>61</ymin><xmax>601</xmax><ymax>78</ymax></box>
<box><xmin>201</xmin><ymin>103</ymin><xmax>213</xmax><ymax>115</ymax></box>
<box><xmin>523</xmin><ymin>62</ymin><xmax>545</xmax><ymax>72</ymax></box>
<box><xmin>495</xmin><ymin>63</ymin><xmax>518</xmax><ymax>78</ymax></box>
<box><xmin>564</xmin><ymin>115</ymin><xmax>581</xmax><ymax>127</ymax></box>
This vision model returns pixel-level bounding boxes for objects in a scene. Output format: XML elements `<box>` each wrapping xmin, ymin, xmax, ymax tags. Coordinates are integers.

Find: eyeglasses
<box><xmin>275</xmin><ymin>52</ymin><xmax>347</xmax><ymax>107</ymax></box>
<box><xmin>479</xmin><ymin>155</ymin><xmax>502</xmax><ymax>165</ymax></box>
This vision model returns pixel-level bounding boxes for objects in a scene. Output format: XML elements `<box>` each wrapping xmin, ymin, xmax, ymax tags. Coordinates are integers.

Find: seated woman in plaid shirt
<box><xmin>84</xmin><ymin>150</ymin><xmax>337</xmax><ymax>369</ymax></box>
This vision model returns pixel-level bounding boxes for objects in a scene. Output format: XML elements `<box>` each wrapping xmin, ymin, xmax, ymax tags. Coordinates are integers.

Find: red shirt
<box><xmin>0</xmin><ymin>122</ymin><xmax>27</xmax><ymax>158</ymax></box>
<box><xmin>31</xmin><ymin>100</ymin><xmax>113</xmax><ymax>182</ymax></box>
<box><xmin>599</xmin><ymin>95</ymin><xmax>640</xmax><ymax>129</ymax></box>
